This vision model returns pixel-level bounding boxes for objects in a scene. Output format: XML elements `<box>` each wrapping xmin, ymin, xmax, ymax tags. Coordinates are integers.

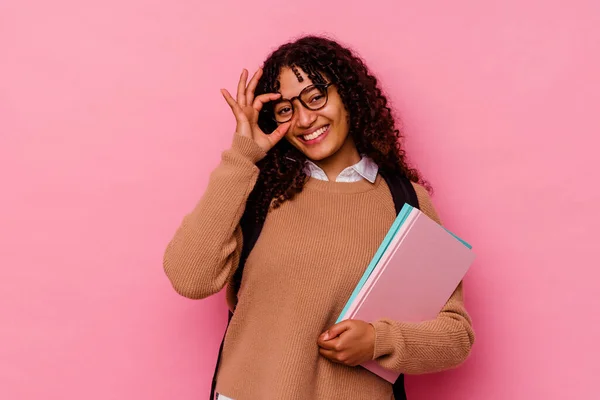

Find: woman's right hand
<box><xmin>221</xmin><ymin>68</ymin><xmax>291</xmax><ymax>153</ymax></box>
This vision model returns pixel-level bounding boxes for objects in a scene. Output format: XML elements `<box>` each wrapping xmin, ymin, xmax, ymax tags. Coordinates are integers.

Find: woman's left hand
<box><xmin>317</xmin><ymin>320</ymin><xmax>376</xmax><ymax>367</ymax></box>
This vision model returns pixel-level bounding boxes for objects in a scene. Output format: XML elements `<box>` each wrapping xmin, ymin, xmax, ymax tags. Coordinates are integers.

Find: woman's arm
<box><xmin>370</xmin><ymin>183</ymin><xmax>475</xmax><ymax>373</ymax></box>
<box><xmin>164</xmin><ymin>68</ymin><xmax>291</xmax><ymax>300</ymax></box>
<box><xmin>162</xmin><ymin>134</ymin><xmax>266</xmax><ymax>299</ymax></box>
<box><xmin>371</xmin><ymin>282</ymin><xmax>474</xmax><ymax>374</ymax></box>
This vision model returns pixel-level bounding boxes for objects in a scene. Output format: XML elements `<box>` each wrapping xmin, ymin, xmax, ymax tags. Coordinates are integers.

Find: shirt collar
<box><xmin>303</xmin><ymin>155</ymin><xmax>379</xmax><ymax>183</ymax></box>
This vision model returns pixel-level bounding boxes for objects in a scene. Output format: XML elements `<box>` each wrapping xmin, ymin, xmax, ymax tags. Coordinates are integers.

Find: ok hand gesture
<box><xmin>221</xmin><ymin>68</ymin><xmax>291</xmax><ymax>153</ymax></box>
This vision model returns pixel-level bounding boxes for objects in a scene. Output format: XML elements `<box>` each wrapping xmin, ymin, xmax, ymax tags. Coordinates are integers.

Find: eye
<box><xmin>303</xmin><ymin>86</ymin><xmax>326</xmax><ymax>104</ymax></box>
<box><xmin>276</xmin><ymin>106</ymin><xmax>292</xmax><ymax>116</ymax></box>
<box><xmin>309</xmin><ymin>94</ymin><xmax>324</xmax><ymax>103</ymax></box>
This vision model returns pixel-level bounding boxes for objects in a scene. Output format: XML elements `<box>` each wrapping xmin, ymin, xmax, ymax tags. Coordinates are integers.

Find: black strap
<box><xmin>379</xmin><ymin>168</ymin><xmax>419</xmax><ymax>212</ymax></box>
<box><xmin>210</xmin><ymin>170</ymin><xmax>418</xmax><ymax>400</ymax></box>
<box><xmin>210</xmin><ymin>190</ymin><xmax>267</xmax><ymax>400</ymax></box>
<box><xmin>210</xmin><ymin>311</ymin><xmax>232</xmax><ymax>400</ymax></box>
<box><xmin>379</xmin><ymin>169</ymin><xmax>417</xmax><ymax>400</ymax></box>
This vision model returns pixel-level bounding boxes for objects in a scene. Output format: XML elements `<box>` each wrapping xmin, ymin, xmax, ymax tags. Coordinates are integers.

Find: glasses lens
<box><xmin>301</xmin><ymin>85</ymin><xmax>328</xmax><ymax>110</ymax></box>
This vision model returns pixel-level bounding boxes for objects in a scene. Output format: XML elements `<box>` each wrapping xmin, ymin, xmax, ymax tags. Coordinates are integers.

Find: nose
<box><xmin>293</xmin><ymin>100</ymin><xmax>317</xmax><ymax>128</ymax></box>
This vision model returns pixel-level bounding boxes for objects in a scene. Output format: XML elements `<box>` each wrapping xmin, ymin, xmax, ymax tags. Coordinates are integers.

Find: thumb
<box><xmin>322</xmin><ymin>321</ymin><xmax>352</xmax><ymax>341</ymax></box>
<box><xmin>269</xmin><ymin>122</ymin><xmax>291</xmax><ymax>143</ymax></box>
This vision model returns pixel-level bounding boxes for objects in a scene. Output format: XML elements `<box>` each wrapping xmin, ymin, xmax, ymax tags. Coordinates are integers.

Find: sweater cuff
<box><xmin>230</xmin><ymin>133</ymin><xmax>267</xmax><ymax>163</ymax></box>
<box><xmin>371</xmin><ymin>319</ymin><xmax>400</xmax><ymax>360</ymax></box>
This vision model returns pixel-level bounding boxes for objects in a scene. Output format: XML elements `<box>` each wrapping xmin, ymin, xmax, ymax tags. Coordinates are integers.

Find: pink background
<box><xmin>1</xmin><ymin>0</ymin><xmax>599</xmax><ymax>399</ymax></box>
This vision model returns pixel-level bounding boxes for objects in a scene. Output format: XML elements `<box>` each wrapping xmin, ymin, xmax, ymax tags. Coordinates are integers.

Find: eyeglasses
<box><xmin>268</xmin><ymin>83</ymin><xmax>333</xmax><ymax>123</ymax></box>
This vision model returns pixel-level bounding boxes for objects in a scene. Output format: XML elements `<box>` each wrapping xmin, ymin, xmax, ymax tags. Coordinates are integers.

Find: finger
<box><xmin>319</xmin><ymin>348</ymin><xmax>337</xmax><ymax>361</ymax></box>
<box><xmin>321</xmin><ymin>321</ymin><xmax>353</xmax><ymax>341</ymax></box>
<box><xmin>317</xmin><ymin>336</ymin><xmax>342</xmax><ymax>351</ymax></box>
<box><xmin>252</xmin><ymin>92</ymin><xmax>281</xmax><ymax>112</ymax></box>
<box><xmin>237</xmin><ymin>69</ymin><xmax>248</xmax><ymax>106</ymax></box>
<box><xmin>221</xmin><ymin>89</ymin><xmax>242</xmax><ymax>115</ymax></box>
<box><xmin>319</xmin><ymin>348</ymin><xmax>348</xmax><ymax>365</ymax></box>
<box><xmin>245</xmin><ymin>68</ymin><xmax>263</xmax><ymax>105</ymax></box>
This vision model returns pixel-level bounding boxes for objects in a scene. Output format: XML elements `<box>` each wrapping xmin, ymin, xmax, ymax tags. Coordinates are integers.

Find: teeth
<box><xmin>302</xmin><ymin>126</ymin><xmax>328</xmax><ymax>141</ymax></box>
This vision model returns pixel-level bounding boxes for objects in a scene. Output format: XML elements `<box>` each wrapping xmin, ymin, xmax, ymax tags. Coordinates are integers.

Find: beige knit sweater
<box><xmin>163</xmin><ymin>134</ymin><xmax>475</xmax><ymax>399</ymax></box>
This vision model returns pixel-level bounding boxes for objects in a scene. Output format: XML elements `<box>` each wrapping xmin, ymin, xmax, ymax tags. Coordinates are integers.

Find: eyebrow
<box><xmin>277</xmin><ymin>84</ymin><xmax>316</xmax><ymax>102</ymax></box>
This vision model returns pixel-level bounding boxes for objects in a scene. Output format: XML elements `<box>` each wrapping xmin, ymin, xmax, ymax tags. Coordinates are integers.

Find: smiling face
<box><xmin>276</xmin><ymin>67</ymin><xmax>359</xmax><ymax>168</ymax></box>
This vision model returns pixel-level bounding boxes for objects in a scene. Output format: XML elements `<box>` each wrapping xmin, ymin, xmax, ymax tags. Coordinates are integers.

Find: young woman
<box><xmin>163</xmin><ymin>35</ymin><xmax>475</xmax><ymax>400</ymax></box>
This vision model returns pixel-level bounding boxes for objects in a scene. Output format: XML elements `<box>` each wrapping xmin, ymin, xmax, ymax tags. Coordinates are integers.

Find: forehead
<box><xmin>277</xmin><ymin>67</ymin><xmax>314</xmax><ymax>98</ymax></box>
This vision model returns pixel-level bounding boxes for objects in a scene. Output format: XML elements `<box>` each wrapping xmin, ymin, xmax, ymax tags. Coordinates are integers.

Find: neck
<box><xmin>313</xmin><ymin>135</ymin><xmax>361</xmax><ymax>181</ymax></box>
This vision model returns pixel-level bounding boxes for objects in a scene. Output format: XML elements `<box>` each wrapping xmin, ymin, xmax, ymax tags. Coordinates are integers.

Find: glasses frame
<box><xmin>268</xmin><ymin>82</ymin><xmax>334</xmax><ymax>124</ymax></box>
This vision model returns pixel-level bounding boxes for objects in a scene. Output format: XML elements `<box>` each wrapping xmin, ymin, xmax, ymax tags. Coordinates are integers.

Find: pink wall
<box><xmin>1</xmin><ymin>0</ymin><xmax>598</xmax><ymax>399</ymax></box>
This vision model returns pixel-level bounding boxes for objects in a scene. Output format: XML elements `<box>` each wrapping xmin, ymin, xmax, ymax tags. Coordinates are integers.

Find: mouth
<box><xmin>298</xmin><ymin>125</ymin><xmax>330</xmax><ymax>144</ymax></box>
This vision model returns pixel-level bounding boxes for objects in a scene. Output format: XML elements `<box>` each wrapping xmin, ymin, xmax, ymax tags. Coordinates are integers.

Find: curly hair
<box><xmin>246</xmin><ymin>35</ymin><xmax>430</xmax><ymax>222</ymax></box>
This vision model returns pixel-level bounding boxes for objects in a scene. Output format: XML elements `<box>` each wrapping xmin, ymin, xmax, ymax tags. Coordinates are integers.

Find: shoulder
<box><xmin>410</xmin><ymin>181</ymin><xmax>442</xmax><ymax>225</ymax></box>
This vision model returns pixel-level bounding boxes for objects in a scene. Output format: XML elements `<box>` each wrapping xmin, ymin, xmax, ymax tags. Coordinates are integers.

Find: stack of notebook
<box><xmin>336</xmin><ymin>203</ymin><xmax>475</xmax><ymax>383</ymax></box>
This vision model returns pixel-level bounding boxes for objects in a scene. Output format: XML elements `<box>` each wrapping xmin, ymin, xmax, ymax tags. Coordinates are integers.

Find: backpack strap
<box><xmin>379</xmin><ymin>168</ymin><xmax>418</xmax><ymax>400</ymax></box>
<box><xmin>210</xmin><ymin>310</ymin><xmax>232</xmax><ymax>400</ymax></box>
<box><xmin>210</xmin><ymin>190</ymin><xmax>267</xmax><ymax>400</ymax></box>
<box><xmin>379</xmin><ymin>168</ymin><xmax>419</xmax><ymax>212</ymax></box>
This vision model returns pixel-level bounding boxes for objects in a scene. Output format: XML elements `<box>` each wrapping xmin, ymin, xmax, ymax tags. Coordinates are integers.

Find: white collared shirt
<box><xmin>304</xmin><ymin>156</ymin><xmax>379</xmax><ymax>183</ymax></box>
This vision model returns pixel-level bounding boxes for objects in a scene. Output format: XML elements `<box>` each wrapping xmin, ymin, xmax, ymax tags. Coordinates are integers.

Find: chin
<box><xmin>303</xmin><ymin>149</ymin><xmax>335</xmax><ymax>161</ymax></box>
<box><xmin>298</xmin><ymin>142</ymin><xmax>338</xmax><ymax>161</ymax></box>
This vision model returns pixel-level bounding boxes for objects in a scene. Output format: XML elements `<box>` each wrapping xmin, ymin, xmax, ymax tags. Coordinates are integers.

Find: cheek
<box><xmin>284</xmin><ymin>132</ymin><xmax>302</xmax><ymax>150</ymax></box>
<box><xmin>334</xmin><ymin>107</ymin><xmax>349</xmax><ymax>134</ymax></box>
<box><xmin>340</xmin><ymin>109</ymin><xmax>349</xmax><ymax>126</ymax></box>
<box><xmin>328</xmin><ymin>100</ymin><xmax>348</xmax><ymax>127</ymax></box>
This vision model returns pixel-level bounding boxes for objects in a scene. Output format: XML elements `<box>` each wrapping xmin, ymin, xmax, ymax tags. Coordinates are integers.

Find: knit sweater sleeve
<box><xmin>370</xmin><ymin>183</ymin><xmax>475</xmax><ymax>374</ymax></box>
<box><xmin>162</xmin><ymin>134</ymin><xmax>266</xmax><ymax>299</ymax></box>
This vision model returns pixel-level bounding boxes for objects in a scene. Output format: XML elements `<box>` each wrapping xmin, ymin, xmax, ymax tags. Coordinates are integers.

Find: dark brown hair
<box><xmin>247</xmin><ymin>35</ymin><xmax>430</xmax><ymax>221</ymax></box>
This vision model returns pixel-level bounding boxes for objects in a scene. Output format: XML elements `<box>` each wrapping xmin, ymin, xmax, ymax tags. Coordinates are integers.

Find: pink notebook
<box><xmin>339</xmin><ymin>210</ymin><xmax>420</xmax><ymax>322</ymax></box>
<box><xmin>338</xmin><ymin>206</ymin><xmax>475</xmax><ymax>383</ymax></box>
